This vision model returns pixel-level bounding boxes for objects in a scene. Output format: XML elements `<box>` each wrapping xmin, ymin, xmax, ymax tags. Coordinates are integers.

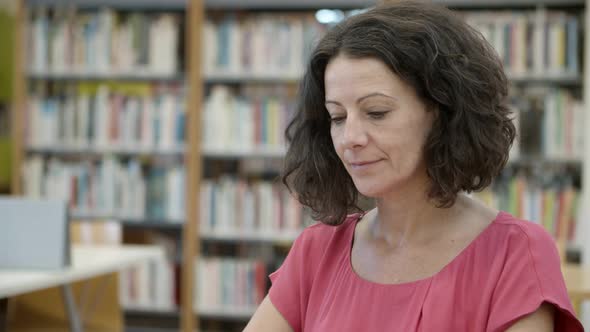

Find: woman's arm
<box><xmin>504</xmin><ymin>303</ymin><xmax>555</xmax><ymax>332</ymax></box>
<box><xmin>243</xmin><ymin>295</ymin><xmax>294</xmax><ymax>332</ymax></box>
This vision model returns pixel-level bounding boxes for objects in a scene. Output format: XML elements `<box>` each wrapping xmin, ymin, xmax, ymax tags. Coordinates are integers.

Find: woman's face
<box><xmin>324</xmin><ymin>55</ymin><xmax>435</xmax><ymax>198</ymax></box>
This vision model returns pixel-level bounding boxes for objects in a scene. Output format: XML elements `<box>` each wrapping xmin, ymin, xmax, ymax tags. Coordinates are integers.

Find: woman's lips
<box><xmin>349</xmin><ymin>159</ymin><xmax>382</xmax><ymax>171</ymax></box>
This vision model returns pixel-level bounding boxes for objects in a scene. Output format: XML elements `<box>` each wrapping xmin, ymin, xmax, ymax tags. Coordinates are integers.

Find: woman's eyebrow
<box><xmin>325</xmin><ymin>92</ymin><xmax>397</xmax><ymax>106</ymax></box>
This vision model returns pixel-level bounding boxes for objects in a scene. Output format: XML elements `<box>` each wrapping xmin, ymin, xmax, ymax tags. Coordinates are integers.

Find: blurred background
<box><xmin>1</xmin><ymin>0</ymin><xmax>589</xmax><ymax>331</ymax></box>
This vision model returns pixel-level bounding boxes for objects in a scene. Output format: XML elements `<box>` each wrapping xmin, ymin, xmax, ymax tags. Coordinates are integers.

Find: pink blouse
<box><xmin>269</xmin><ymin>211</ymin><xmax>583</xmax><ymax>331</ymax></box>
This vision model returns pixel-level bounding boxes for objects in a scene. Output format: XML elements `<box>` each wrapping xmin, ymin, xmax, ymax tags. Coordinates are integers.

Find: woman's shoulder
<box><xmin>294</xmin><ymin>213</ymin><xmax>361</xmax><ymax>252</ymax></box>
<box><xmin>489</xmin><ymin>211</ymin><xmax>557</xmax><ymax>247</ymax></box>
<box><xmin>480</xmin><ymin>211</ymin><xmax>562</xmax><ymax>266</ymax></box>
<box><xmin>301</xmin><ymin>213</ymin><xmax>360</xmax><ymax>238</ymax></box>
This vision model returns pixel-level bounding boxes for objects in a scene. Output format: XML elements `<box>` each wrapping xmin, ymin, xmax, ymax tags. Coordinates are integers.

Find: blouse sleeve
<box><xmin>486</xmin><ymin>222</ymin><xmax>583</xmax><ymax>332</ymax></box>
<box><xmin>268</xmin><ymin>226</ymin><xmax>321</xmax><ymax>332</ymax></box>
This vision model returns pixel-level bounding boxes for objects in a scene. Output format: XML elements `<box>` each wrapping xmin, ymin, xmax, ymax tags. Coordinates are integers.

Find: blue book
<box><xmin>566</xmin><ymin>16</ymin><xmax>578</xmax><ymax>73</ymax></box>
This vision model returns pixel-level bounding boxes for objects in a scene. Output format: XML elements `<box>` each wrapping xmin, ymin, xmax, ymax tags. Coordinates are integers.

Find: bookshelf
<box><xmin>10</xmin><ymin>0</ymin><xmax>202</xmax><ymax>331</ymax></box>
<box><xmin>10</xmin><ymin>0</ymin><xmax>589</xmax><ymax>331</ymax></box>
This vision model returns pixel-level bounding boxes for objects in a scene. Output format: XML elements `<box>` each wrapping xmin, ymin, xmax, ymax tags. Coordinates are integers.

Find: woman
<box><xmin>245</xmin><ymin>1</ymin><xmax>583</xmax><ymax>331</ymax></box>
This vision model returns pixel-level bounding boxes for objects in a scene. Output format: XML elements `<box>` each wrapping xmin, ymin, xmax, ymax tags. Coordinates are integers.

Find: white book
<box><xmin>219</xmin><ymin>93</ymin><xmax>232</xmax><ymax>149</ymax></box>
<box><xmin>76</xmin><ymin>94</ymin><xmax>89</xmax><ymax>148</ymax></box>
<box><xmin>206</xmin><ymin>86</ymin><xmax>230</xmax><ymax>150</ymax></box>
<box><xmin>548</xmin><ymin>15</ymin><xmax>561</xmax><ymax>74</ymax></box>
<box><xmin>159</xmin><ymin>93</ymin><xmax>176</xmax><ymax>150</ymax></box>
<box><xmin>573</xmin><ymin>102</ymin><xmax>584</xmax><ymax>158</ymax></box>
<box><xmin>125</xmin><ymin>97</ymin><xmax>140</xmax><ymax>148</ymax></box>
<box><xmin>154</xmin><ymin>258</ymin><xmax>174</xmax><ymax>310</ymax></box>
<box><xmin>544</xmin><ymin>91</ymin><xmax>557</xmax><ymax>157</ymax></box>
<box><xmin>140</xmin><ymin>96</ymin><xmax>155</xmax><ymax>150</ymax></box>
<box><xmin>97</xmin><ymin>9</ymin><xmax>114</xmax><ymax>73</ymax></box>
<box><xmin>137</xmin><ymin>172</ymin><xmax>147</xmax><ymax>219</ymax></box>
<box><xmin>39</xmin><ymin>98</ymin><xmax>50</xmax><ymax>147</ymax></box>
<box><xmin>532</xmin><ymin>8</ymin><xmax>546</xmax><ymax>75</ymax></box>
<box><xmin>119</xmin><ymin>268</ymin><xmax>130</xmax><ymax>308</ymax></box>
<box><xmin>258</xmin><ymin>182</ymin><xmax>273</xmax><ymax>232</ymax></box>
<box><xmin>136</xmin><ymin>261</ymin><xmax>150</xmax><ymax>308</ymax></box>
<box><xmin>33</xmin><ymin>7</ymin><xmax>48</xmax><ymax>73</ymax></box>
<box><xmin>28</xmin><ymin>96</ymin><xmax>41</xmax><ymax>148</ymax></box>
<box><xmin>289</xmin><ymin>17</ymin><xmax>304</xmax><ymax>75</ymax></box>
<box><xmin>72</xmin><ymin>15</ymin><xmax>85</xmax><ymax>72</ymax></box>
<box><xmin>166</xmin><ymin>166</ymin><xmax>184</xmax><ymax>220</ymax></box>
<box><xmin>63</xmin><ymin>97</ymin><xmax>76</xmax><ymax>147</ymax></box>
<box><xmin>24</xmin><ymin>156</ymin><xmax>44</xmax><ymax>198</ymax></box>
<box><xmin>119</xmin><ymin>164</ymin><xmax>131</xmax><ymax>216</ymax></box>
<box><xmin>513</xmin><ymin>14</ymin><xmax>527</xmax><ymax>76</ymax></box>
<box><xmin>100</xmin><ymin>158</ymin><xmax>116</xmax><ymax>214</ymax></box>
<box><xmin>51</xmin><ymin>20</ymin><xmax>66</xmax><ymax>72</ymax></box>
<box><xmin>217</xmin><ymin>178</ymin><xmax>231</xmax><ymax>232</ymax></box>
<box><xmin>94</xmin><ymin>86</ymin><xmax>110</xmax><ymax>148</ymax></box>
<box><xmin>244</xmin><ymin>186</ymin><xmax>255</xmax><ymax>231</ymax></box>
<box><xmin>202</xmin><ymin>20</ymin><xmax>217</xmax><ymax>75</ymax></box>
<box><xmin>200</xmin><ymin>181</ymin><xmax>211</xmax><ymax>232</ymax></box>
<box><xmin>150</xmin><ymin>14</ymin><xmax>178</xmax><ymax>74</ymax></box>
<box><xmin>42</xmin><ymin>100</ymin><xmax>57</xmax><ymax>147</ymax></box>
<box><xmin>117</xmin><ymin>23</ymin><xmax>134</xmax><ymax>71</ymax></box>
<box><xmin>251</xmin><ymin>21</ymin><xmax>266</xmax><ymax>75</ymax></box>
<box><xmin>229</xmin><ymin>19</ymin><xmax>242</xmax><ymax>74</ymax></box>
<box><xmin>242</xmin><ymin>100</ymin><xmax>254</xmax><ymax>151</ymax></box>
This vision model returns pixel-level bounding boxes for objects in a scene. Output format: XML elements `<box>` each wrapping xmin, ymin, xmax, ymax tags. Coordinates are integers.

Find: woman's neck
<box><xmin>366</xmin><ymin>193</ymin><xmax>467</xmax><ymax>249</ymax></box>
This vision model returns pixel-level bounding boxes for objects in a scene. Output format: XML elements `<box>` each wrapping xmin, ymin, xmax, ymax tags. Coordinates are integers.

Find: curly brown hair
<box><xmin>282</xmin><ymin>0</ymin><xmax>516</xmax><ymax>225</ymax></box>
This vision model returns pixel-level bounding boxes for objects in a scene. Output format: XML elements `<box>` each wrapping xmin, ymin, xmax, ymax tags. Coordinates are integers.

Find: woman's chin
<box><xmin>355</xmin><ymin>185</ymin><xmax>389</xmax><ymax>199</ymax></box>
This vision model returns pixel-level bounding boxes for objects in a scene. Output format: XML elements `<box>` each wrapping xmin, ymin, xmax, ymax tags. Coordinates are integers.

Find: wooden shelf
<box><xmin>26</xmin><ymin>145</ymin><xmax>186</xmax><ymax>157</ymax></box>
<box><xmin>508</xmin><ymin>156</ymin><xmax>583</xmax><ymax>166</ymax></box>
<box><xmin>121</xmin><ymin>220</ymin><xmax>185</xmax><ymax>230</ymax></box>
<box><xmin>27</xmin><ymin>70</ymin><xmax>302</xmax><ymax>83</ymax></box>
<box><xmin>125</xmin><ymin>308</ymin><xmax>180</xmax><ymax>318</ymax></box>
<box><xmin>201</xmin><ymin>230</ymin><xmax>298</xmax><ymax>243</ymax></box>
<box><xmin>25</xmin><ymin>0</ymin><xmax>187</xmax><ymax>10</ymax></box>
<box><xmin>197</xmin><ymin>307</ymin><xmax>256</xmax><ymax>320</ymax></box>
<box><xmin>202</xmin><ymin>147</ymin><xmax>286</xmax><ymax>159</ymax></box>
<box><xmin>27</xmin><ymin>71</ymin><xmax>185</xmax><ymax>82</ymax></box>
<box><xmin>205</xmin><ymin>72</ymin><xmax>301</xmax><ymax>83</ymax></box>
<box><xmin>26</xmin><ymin>145</ymin><xmax>287</xmax><ymax>159</ymax></box>
<box><xmin>25</xmin><ymin>0</ymin><xmax>585</xmax><ymax>10</ymax></box>
<box><xmin>508</xmin><ymin>73</ymin><xmax>583</xmax><ymax>86</ymax></box>
<box><xmin>440</xmin><ymin>0</ymin><xmax>584</xmax><ymax>8</ymax></box>
<box><xmin>28</xmin><ymin>70</ymin><xmax>581</xmax><ymax>86</ymax></box>
<box><xmin>69</xmin><ymin>214</ymin><xmax>185</xmax><ymax>224</ymax></box>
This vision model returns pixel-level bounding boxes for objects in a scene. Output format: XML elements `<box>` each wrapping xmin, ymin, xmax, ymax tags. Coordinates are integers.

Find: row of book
<box><xmin>204</xmin><ymin>13</ymin><xmax>326</xmax><ymax>77</ymax></box>
<box><xmin>509</xmin><ymin>88</ymin><xmax>584</xmax><ymax>160</ymax></box>
<box><xmin>119</xmin><ymin>247</ymin><xmax>177</xmax><ymax>311</ymax></box>
<box><xmin>27</xmin><ymin>83</ymin><xmax>186</xmax><ymax>151</ymax></box>
<box><xmin>203</xmin><ymin>85</ymin><xmax>295</xmax><ymax>151</ymax></box>
<box><xmin>26</xmin><ymin>84</ymin><xmax>583</xmax><ymax>161</ymax></box>
<box><xmin>28</xmin><ymin>8</ymin><xmax>180</xmax><ymax>75</ymax></box>
<box><xmin>22</xmin><ymin>156</ymin><xmax>307</xmax><ymax>234</ymax></box>
<box><xmin>201</xmin><ymin>176</ymin><xmax>306</xmax><ymax>237</ymax></box>
<box><xmin>22</xmin><ymin>156</ymin><xmax>185</xmax><ymax>220</ymax></box>
<box><xmin>195</xmin><ymin>257</ymin><xmax>267</xmax><ymax>313</ymax></box>
<box><xmin>463</xmin><ymin>10</ymin><xmax>580</xmax><ymax>76</ymax></box>
<box><xmin>475</xmin><ymin>173</ymin><xmax>579</xmax><ymax>241</ymax></box>
<box><xmin>72</xmin><ymin>220</ymin><xmax>179</xmax><ymax>311</ymax></box>
<box><xmin>27</xmin><ymin>7</ymin><xmax>581</xmax><ymax>80</ymax></box>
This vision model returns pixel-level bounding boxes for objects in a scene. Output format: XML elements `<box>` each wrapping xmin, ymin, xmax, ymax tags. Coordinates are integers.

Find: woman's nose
<box><xmin>341</xmin><ymin>116</ymin><xmax>368</xmax><ymax>149</ymax></box>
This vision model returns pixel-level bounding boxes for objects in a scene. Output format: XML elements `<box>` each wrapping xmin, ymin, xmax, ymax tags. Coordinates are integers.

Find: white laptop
<box><xmin>0</xmin><ymin>196</ymin><xmax>70</xmax><ymax>269</ymax></box>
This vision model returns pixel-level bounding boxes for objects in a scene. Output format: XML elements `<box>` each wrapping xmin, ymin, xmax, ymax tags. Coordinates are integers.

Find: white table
<box><xmin>0</xmin><ymin>245</ymin><xmax>163</xmax><ymax>332</ymax></box>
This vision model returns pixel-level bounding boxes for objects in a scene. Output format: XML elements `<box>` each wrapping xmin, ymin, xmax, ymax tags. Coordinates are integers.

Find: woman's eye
<box><xmin>330</xmin><ymin>117</ymin><xmax>345</xmax><ymax>125</ymax></box>
<box><xmin>368</xmin><ymin>111</ymin><xmax>388</xmax><ymax>119</ymax></box>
